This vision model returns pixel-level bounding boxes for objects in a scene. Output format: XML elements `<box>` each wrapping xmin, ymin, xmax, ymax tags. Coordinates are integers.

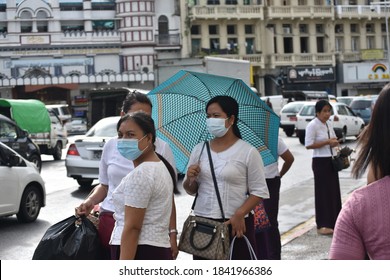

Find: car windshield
<box><xmin>281</xmin><ymin>103</ymin><xmax>304</xmax><ymax>114</ymax></box>
<box><xmin>299</xmin><ymin>105</ymin><xmax>316</xmax><ymax>116</ymax></box>
<box><xmin>350</xmin><ymin>100</ymin><xmax>372</xmax><ymax>110</ymax></box>
<box><xmin>85</xmin><ymin>118</ymin><xmax>118</xmax><ymax>137</ymax></box>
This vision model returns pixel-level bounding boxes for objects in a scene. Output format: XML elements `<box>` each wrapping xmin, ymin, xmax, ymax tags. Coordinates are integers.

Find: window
<box><xmin>299</xmin><ymin>24</ymin><xmax>308</xmax><ymax>34</ymax></box>
<box><xmin>210</xmin><ymin>38</ymin><xmax>220</xmax><ymax>50</ymax></box>
<box><xmin>245</xmin><ymin>38</ymin><xmax>254</xmax><ymax>54</ymax></box>
<box><xmin>335</xmin><ymin>37</ymin><xmax>344</xmax><ymax>52</ymax></box>
<box><xmin>298</xmin><ymin>0</ymin><xmax>307</xmax><ymax>5</ymax></box>
<box><xmin>191</xmin><ymin>39</ymin><xmax>201</xmax><ymax>55</ymax></box>
<box><xmin>227</xmin><ymin>38</ymin><xmax>238</xmax><ymax>53</ymax></box>
<box><xmin>350</xmin><ymin>24</ymin><xmax>359</xmax><ymax>33</ymax></box>
<box><xmin>335</xmin><ymin>24</ymin><xmax>343</xmax><ymax>33</ymax></box>
<box><xmin>209</xmin><ymin>25</ymin><xmax>219</xmax><ymax>35</ymax></box>
<box><xmin>300</xmin><ymin>37</ymin><xmax>309</xmax><ymax>53</ymax></box>
<box><xmin>227</xmin><ymin>25</ymin><xmax>236</xmax><ymax>35</ymax></box>
<box><xmin>226</xmin><ymin>0</ymin><xmax>238</xmax><ymax>4</ymax></box>
<box><xmin>317</xmin><ymin>36</ymin><xmax>325</xmax><ymax>52</ymax></box>
<box><xmin>351</xmin><ymin>37</ymin><xmax>359</xmax><ymax>51</ymax></box>
<box><xmin>316</xmin><ymin>24</ymin><xmax>324</xmax><ymax>34</ymax></box>
<box><xmin>245</xmin><ymin>25</ymin><xmax>253</xmax><ymax>34</ymax></box>
<box><xmin>282</xmin><ymin>24</ymin><xmax>291</xmax><ymax>34</ymax></box>
<box><xmin>367</xmin><ymin>36</ymin><xmax>375</xmax><ymax>49</ymax></box>
<box><xmin>191</xmin><ymin>25</ymin><xmax>201</xmax><ymax>35</ymax></box>
<box><xmin>207</xmin><ymin>0</ymin><xmax>220</xmax><ymax>4</ymax></box>
<box><xmin>366</xmin><ymin>23</ymin><xmax>375</xmax><ymax>33</ymax></box>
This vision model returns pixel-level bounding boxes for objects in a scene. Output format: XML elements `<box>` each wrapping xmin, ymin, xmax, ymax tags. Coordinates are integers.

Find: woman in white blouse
<box><xmin>183</xmin><ymin>95</ymin><xmax>269</xmax><ymax>260</ymax></box>
<box><xmin>305</xmin><ymin>99</ymin><xmax>341</xmax><ymax>236</ymax></box>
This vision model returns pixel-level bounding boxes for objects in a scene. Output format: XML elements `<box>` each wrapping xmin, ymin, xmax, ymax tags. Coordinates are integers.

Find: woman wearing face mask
<box><xmin>182</xmin><ymin>95</ymin><xmax>269</xmax><ymax>260</ymax></box>
<box><xmin>75</xmin><ymin>91</ymin><xmax>178</xmax><ymax>260</ymax></box>
<box><xmin>110</xmin><ymin>112</ymin><xmax>177</xmax><ymax>260</ymax></box>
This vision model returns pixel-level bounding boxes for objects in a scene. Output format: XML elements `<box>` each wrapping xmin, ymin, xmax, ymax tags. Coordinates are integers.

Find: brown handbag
<box><xmin>178</xmin><ymin>141</ymin><xmax>230</xmax><ymax>260</ymax></box>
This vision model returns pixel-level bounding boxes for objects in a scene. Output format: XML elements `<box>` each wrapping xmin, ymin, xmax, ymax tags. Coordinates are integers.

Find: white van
<box><xmin>260</xmin><ymin>95</ymin><xmax>287</xmax><ymax>116</ymax></box>
<box><xmin>45</xmin><ymin>104</ymin><xmax>72</xmax><ymax>132</ymax></box>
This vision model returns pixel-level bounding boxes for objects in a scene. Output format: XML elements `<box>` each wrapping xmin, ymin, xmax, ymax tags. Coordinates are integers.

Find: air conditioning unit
<box><xmin>139</xmin><ymin>65</ymin><xmax>153</xmax><ymax>73</ymax></box>
<box><xmin>283</xmin><ymin>27</ymin><xmax>291</xmax><ymax>34</ymax></box>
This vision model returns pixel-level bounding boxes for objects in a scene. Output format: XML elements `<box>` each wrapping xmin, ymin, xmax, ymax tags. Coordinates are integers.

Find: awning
<box><xmin>25</xmin><ymin>84</ymin><xmax>79</xmax><ymax>92</ymax></box>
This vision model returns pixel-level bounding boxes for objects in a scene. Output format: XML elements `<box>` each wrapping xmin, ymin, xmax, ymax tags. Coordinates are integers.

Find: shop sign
<box><xmin>343</xmin><ymin>62</ymin><xmax>390</xmax><ymax>83</ymax></box>
<box><xmin>287</xmin><ymin>67</ymin><xmax>335</xmax><ymax>83</ymax></box>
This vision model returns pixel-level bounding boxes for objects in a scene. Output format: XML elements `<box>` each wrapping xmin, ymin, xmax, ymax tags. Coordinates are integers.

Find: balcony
<box><xmin>335</xmin><ymin>5</ymin><xmax>388</xmax><ymax>19</ymax></box>
<box><xmin>267</xmin><ymin>6</ymin><xmax>334</xmax><ymax>20</ymax></box>
<box><xmin>190</xmin><ymin>5</ymin><xmax>264</xmax><ymax>20</ymax></box>
<box><xmin>214</xmin><ymin>54</ymin><xmax>265</xmax><ymax>68</ymax></box>
<box><xmin>268</xmin><ymin>53</ymin><xmax>335</xmax><ymax>68</ymax></box>
<box><xmin>154</xmin><ymin>34</ymin><xmax>181</xmax><ymax>49</ymax></box>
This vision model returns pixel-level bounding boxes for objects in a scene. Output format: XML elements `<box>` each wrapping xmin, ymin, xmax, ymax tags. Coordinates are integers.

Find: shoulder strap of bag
<box><xmin>205</xmin><ymin>141</ymin><xmax>226</xmax><ymax>220</ymax></box>
<box><xmin>325</xmin><ymin>122</ymin><xmax>335</xmax><ymax>157</ymax></box>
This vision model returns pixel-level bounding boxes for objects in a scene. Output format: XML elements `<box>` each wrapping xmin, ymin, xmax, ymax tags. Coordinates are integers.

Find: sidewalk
<box><xmin>279</xmin><ymin>174</ymin><xmax>366</xmax><ymax>260</ymax></box>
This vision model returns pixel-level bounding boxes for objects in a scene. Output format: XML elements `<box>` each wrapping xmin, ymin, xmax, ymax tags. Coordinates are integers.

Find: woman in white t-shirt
<box><xmin>183</xmin><ymin>95</ymin><xmax>269</xmax><ymax>260</ymax></box>
<box><xmin>110</xmin><ymin>112</ymin><xmax>176</xmax><ymax>260</ymax></box>
<box><xmin>75</xmin><ymin>91</ymin><xmax>178</xmax><ymax>259</ymax></box>
<box><xmin>305</xmin><ymin>99</ymin><xmax>341</xmax><ymax>236</ymax></box>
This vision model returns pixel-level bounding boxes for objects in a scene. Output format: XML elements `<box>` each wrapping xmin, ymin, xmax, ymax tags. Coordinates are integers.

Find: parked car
<box><xmin>65</xmin><ymin>116</ymin><xmax>119</xmax><ymax>188</ymax></box>
<box><xmin>296</xmin><ymin>102</ymin><xmax>365</xmax><ymax>145</ymax></box>
<box><xmin>349</xmin><ymin>96</ymin><xmax>378</xmax><ymax>125</ymax></box>
<box><xmin>336</xmin><ymin>96</ymin><xmax>356</xmax><ymax>106</ymax></box>
<box><xmin>0</xmin><ymin>114</ymin><xmax>42</xmax><ymax>172</ymax></box>
<box><xmin>279</xmin><ymin>101</ymin><xmax>306</xmax><ymax>137</ymax></box>
<box><xmin>0</xmin><ymin>141</ymin><xmax>46</xmax><ymax>222</ymax></box>
<box><xmin>69</xmin><ymin>118</ymin><xmax>88</xmax><ymax>135</ymax></box>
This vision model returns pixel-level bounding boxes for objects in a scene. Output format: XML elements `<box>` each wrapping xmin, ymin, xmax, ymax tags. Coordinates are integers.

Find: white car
<box><xmin>296</xmin><ymin>102</ymin><xmax>365</xmax><ymax>145</ymax></box>
<box><xmin>279</xmin><ymin>101</ymin><xmax>306</xmax><ymax>137</ymax></box>
<box><xmin>0</xmin><ymin>142</ymin><xmax>46</xmax><ymax>222</ymax></box>
<box><xmin>65</xmin><ymin>116</ymin><xmax>119</xmax><ymax>188</ymax></box>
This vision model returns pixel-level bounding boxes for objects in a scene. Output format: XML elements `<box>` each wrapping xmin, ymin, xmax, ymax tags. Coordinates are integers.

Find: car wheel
<box><xmin>52</xmin><ymin>141</ymin><xmax>62</xmax><ymax>160</ymax></box>
<box><xmin>29</xmin><ymin>154</ymin><xmax>42</xmax><ymax>173</ymax></box>
<box><xmin>340</xmin><ymin>127</ymin><xmax>347</xmax><ymax>143</ymax></box>
<box><xmin>16</xmin><ymin>185</ymin><xmax>42</xmax><ymax>223</ymax></box>
<box><xmin>298</xmin><ymin>133</ymin><xmax>305</xmax><ymax>145</ymax></box>
<box><xmin>357</xmin><ymin>125</ymin><xmax>365</xmax><ymax>139</ymax></box>
<box><xmin>284</xmin><ymin>128</ymin><xmax>294</xmax><ymax>137</ymax></box>
<box><xmin>77</xmin><ymin>178</ymin><xmax>94</xmax><ymax>188</ymax></box>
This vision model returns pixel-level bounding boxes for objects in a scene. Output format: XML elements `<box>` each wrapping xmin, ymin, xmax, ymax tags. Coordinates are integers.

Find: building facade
<box><xmin>0</xmin><ymin>0</ymin><xmax>181</xmax><ymax>124</ymax></box>
<box><xmin>181</xmin><ymin>0</ymin><xmax>390</xmax><ymax>97</ymax></box>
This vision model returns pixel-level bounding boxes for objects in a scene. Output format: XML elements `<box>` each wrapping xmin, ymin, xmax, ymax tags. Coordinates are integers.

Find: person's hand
<box><xmin>225</xmin><ymin>212</ymin><xmax>246</xmax><ymax>238</ymax></box>
<box><xmin>186</xmin><ymin>164</ymin><xmax>200</xmax><ymax>184</ymax></box>
<box><xmin>75</xmin><ymin>198</ymin><xmax>95</xmax><ymax>217</ymax></box>
<box><xmin>328</xmin><ymin>137</ymin><xmax>339</xmax><ymax>147</ymax></box>
<box><xmin>170</xmin><ymin>236</ymin><xmax>179</xmax><ymax>260</ymax></box>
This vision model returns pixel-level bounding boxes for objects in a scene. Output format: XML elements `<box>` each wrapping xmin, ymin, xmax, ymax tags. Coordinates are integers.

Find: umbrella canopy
<box><xmin>148</xmin><ymin>70</ymin><xmax>280</xmax><ymax>174</ymax></box>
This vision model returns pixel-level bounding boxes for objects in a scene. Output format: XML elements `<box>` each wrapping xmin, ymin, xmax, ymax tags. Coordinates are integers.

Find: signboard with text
<box><xmin>342</xmin><ymin>62</ymin><xmax>390</xmax><ymax>83</ymax></box>
<box><xmin>287</xmin><ymin>67</ymin><xmax>335</xmax><ymax>83</ymax></box>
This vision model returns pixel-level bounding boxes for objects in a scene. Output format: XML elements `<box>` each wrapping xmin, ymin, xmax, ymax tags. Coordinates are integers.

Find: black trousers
<box><xmin>312</xmin><ymin>157</ymin><xmax>342</xmax><ymax>229</ymax></box>
<box><xmin>255</xmin><ymin>177</ymin><xmax>281</xmax><ymax>260</ymax></box>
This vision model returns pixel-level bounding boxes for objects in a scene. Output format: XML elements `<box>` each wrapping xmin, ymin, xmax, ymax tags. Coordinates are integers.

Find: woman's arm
<box><xmin>226</xmin><ymin>194</ymin><xmax>261</xmax><ymax>238</ymax></box>
<box><xmin>169</xmin><ymin>195</ymin><xmax>178</xmax><ymax>259</ymax></box>
<box><xmin>182</xmin><ymin>164</ymin><xmax>200</xmax><ymax>194</ymax></box>
<box><xmin>279</xmin><ymin>149</ymin><xmax>294</xmax><ymax>178</ymax></box>
<box><xmin>306</xmin><ymin>138</ymin><xmax>339</xmax><ymax>150</ymax></box>
<box><xmin>75</xmin><ymin>184</ymin><xmax>108</xmax><ymax>216</ymax></box>
<box><xmin>120</xmin><ymin>206</ymin><xmax>146</xmax><ymax>260</ymax></box>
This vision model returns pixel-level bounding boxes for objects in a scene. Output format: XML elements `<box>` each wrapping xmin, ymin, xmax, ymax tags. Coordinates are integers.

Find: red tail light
<box><xmin>67</xmin><ymin>144</ymin><xmax>80</xmax><ymax>156</ymax></box>
<box><xmin>290</xmin><ymin>116</ymin><xmax>297</xmax><ymax>122</ymax></box>
<box><xmin>333</xmin><ymin>115</ymin><xmax>339</xmax><ymax>122</ymax></box>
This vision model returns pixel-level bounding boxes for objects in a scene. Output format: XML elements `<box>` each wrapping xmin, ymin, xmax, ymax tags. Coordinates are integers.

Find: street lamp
<box><xmin>371</xmin><ymin>1</ymin><xmax>390</xmax><ymax>78</ymax></box>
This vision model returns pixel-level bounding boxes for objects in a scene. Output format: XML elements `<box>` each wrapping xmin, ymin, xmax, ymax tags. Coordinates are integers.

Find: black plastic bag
<box><xmin>32</xmin><ymin>215</ymin><xmax>102</xmax><ymax>260</ymax></box>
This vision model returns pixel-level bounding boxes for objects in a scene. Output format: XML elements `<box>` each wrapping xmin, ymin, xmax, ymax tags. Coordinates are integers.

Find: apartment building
<box><xmin>181</xmin><ymin>0</ymin><xmax>390</xmax><ymax>97</ymax></box>
<box><xmin>0</xmin><ymin>0</ymin><xmax>181</xmax><ymax>124</ymax></box>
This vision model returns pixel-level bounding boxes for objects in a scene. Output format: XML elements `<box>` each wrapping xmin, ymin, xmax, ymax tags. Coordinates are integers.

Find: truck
<box><xmin>0</xmin><ymin>99</ymin><xmax>68</xmax><ymax>160</ymax></box>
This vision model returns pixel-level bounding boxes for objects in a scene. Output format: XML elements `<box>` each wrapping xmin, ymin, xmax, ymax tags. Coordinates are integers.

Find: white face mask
<box><xmin>206</xmin><ymin>117</ymin><xmax>230</xmax><ymax>138</ymax></box>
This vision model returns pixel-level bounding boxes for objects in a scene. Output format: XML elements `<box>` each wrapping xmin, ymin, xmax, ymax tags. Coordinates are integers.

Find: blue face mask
<box><xmin>117</xmin><ymin>135</ymin><xmax>147</xmax><ymax>161</ymax></box>
<box><xmin>206</xmin><ymin>117</ymin><xmax>230</xmax><ymax>138</ymax></box>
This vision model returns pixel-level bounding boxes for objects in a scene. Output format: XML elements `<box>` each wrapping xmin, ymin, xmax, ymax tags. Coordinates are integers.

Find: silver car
<box><xmin>65</xmin><ymin>116</ymin><xmax>119</xmax><ymax>187</ymax></box>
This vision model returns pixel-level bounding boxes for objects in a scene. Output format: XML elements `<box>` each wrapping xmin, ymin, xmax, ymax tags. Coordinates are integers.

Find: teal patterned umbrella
<box><xmin>148</xmin><ymin>70</ymin><xmax>280</xmax><ymax>174</ymax></box>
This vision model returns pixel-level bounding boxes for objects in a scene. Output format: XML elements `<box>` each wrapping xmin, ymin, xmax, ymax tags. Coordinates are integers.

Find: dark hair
<box><xmin>116</xmin><ymin>111</ymin><xmax>178</xmax><ymax>193</ymax></box>
<box><xmin>352</xmin><ymin>84</ymin><xmax>390</xmax><ymax>179</ymax></box>
<box><xmin>315</xmin><ymin>99</ymin><xmax>331</xmax><ymax>114</ymax></box>
<box><xmin>206</xmin><ymin>95</ymin><xmax>242</xmax><ymax>139</ymax></box>
<box><xmin>121</xmin><ymin>90</ymin><xmax>152</xmax><ymax>113</ymax></box>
